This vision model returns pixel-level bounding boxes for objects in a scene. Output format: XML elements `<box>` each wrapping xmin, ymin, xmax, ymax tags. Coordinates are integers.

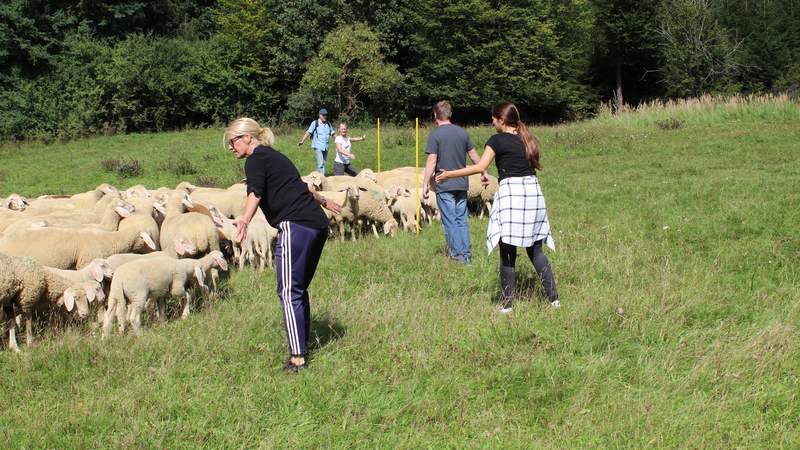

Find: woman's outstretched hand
<box><xmin>435</xmin><ymin>170</ymin><xmax>450</xmax><ymax>183</ymax></box>
<box><xmin>324</xmin><ymin>199</ymin><xmax>342</xmax><ymax>214</ymax></box>
<box><xmin>233</xmin><ymin>218</ymin><xmax>248</xmax><ymax>243</ymax></box>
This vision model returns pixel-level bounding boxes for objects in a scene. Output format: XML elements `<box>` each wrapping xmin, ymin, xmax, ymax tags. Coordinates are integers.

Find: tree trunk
<box><xmin>613</xmin><ymin>62</ymin><xmax>624</xmax><ymax>114</ymax></box>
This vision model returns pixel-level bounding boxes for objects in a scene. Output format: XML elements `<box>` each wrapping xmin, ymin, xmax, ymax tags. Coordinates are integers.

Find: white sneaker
<box><xmin>499</xmin><ymin>306</ymin><xmax>513</xmax><ymax>314</ymax></box>
<box><xmin>550</xmin><ymin>300</ymin><xmax>561</xmax><ymax>308</ymax></box>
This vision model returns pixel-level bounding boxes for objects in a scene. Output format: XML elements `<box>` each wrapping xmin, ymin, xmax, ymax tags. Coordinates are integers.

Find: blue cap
<box><xmin>319</xmin><ymin>108</ymin><xmax>328</xmax><ymax>115</ymax></box>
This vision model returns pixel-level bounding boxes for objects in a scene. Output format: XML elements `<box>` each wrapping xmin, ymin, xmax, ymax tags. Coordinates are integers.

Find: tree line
<box><xmin>1</xmin><ymin>0</ymin><xmax>797</xmax><ymax>141</ymax></box>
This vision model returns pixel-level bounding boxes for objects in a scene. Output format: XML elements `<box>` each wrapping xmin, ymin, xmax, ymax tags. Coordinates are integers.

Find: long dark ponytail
<box><xmin>492</xmin><ymin>102</ymin><xmax>541</xmax><ymax>170</ymax></box>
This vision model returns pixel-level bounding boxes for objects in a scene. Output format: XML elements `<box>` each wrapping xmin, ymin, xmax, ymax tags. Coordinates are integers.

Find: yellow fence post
<box><xmin>377</xmin><ymin>118</ymin><xmax>381</xmax><ymax>172</ymax></box>
<box><xmin>415</xmin><ymin>117</ymin><xmax>420</xmax><ymax>234</ymax></box>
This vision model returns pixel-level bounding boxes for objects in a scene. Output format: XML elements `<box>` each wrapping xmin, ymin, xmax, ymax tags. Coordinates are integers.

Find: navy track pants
<box><xmin>275</xmin><ymin>221</ymin><xmax>327</xmax><ymax>356</ymax></box>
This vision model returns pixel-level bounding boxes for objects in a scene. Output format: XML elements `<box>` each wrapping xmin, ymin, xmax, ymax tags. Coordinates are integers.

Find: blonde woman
<box><xmin>225</xmin><ymin>117</ymin><xmax>341</xmax><ymax>372</ymax></box>
<box><xmin>333</xmin><ymin>122</ymin><xmax>366</xmax><ymax>176</ymax></box>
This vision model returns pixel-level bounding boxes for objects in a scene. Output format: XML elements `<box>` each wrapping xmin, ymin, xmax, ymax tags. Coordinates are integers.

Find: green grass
<box><xmin>2</xmin><ymin>99</ymin><xmax>800</xmax><ymax>447</ymax></box>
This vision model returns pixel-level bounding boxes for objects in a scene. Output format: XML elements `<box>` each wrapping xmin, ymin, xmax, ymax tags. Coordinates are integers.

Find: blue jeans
<box><xmin>314</xmin><ymin>148</ymin><xmax>328</xmax><ymax>174</ymax></box>
<box><xmin>437</xmin><ymin>190</ymin><xmax>471</xmax><ymax>263</ymax></box>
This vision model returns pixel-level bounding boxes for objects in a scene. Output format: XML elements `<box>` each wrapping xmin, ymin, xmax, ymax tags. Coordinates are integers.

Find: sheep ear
<box><xmin>174</xmin><ymin>239</ymin><xmax>187</xmax><ymax>256</ymax></box>
<box><xmin>93</xmin><ymin>283</ymin><xmax>105</xmax><ymax>302</ymax></box>
<box><xmin>140</xmin><ymin>232</ymin><xmax>157</xmax><ymax>250</ymax></box>
<box><xmin>63</xmin><ymin>289</ymin><xmax>76</xmax><ymax>312</ymax></box>
<box><xmin>90</xmin><ymin>262</ymin><xmax>104</xmax><ymax>282</ymax></box>
<box><xmin>84</xmin><ymin>284</ymin><xmax>97</xmax><ymax>303</ymax></box>
<box><xmin>213</xmin><ymin>252</ymin><xmax>228</xmax><ymax>271</ymax></box>
<box><xmin>181</xmin><ymin>193</ymin><xmax>194</xmax><ymax>209</ymax></box>
<box><xmin>358</xmin><ymin>187</ymin><xmax>368</xmax><ymax>192</ymax></box>
<box><xmin>101</xmin><ymin>261</ymin><xmax>114</xmax><ymax>278</ymax></box>
<box><xmin>210</xmin><ymin>213</ymin><xmax>225</xmax><ymax>226</ymax></box>
<box><xmin>153</xmin><ymin>202</ymin><xmax>167</xmax><ymax>215</ymax></box>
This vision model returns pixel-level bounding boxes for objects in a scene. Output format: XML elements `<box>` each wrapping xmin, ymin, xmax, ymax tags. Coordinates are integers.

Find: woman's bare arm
<box><xmin>436</xmin><ymin>146</ymin><xmax>496</xmax><ymax>181</ymax></box>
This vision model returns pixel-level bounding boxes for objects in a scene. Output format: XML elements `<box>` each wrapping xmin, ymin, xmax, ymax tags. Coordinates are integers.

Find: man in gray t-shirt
<box><xmin>423</xmin><ymin>100</ymin><xmax>487</xmax><ymax>264</ymax></box>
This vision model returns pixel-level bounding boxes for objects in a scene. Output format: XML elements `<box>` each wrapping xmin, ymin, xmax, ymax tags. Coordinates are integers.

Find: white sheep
<box><xmin>44</xmin><ymin>258</ymin><xmax>114</xmax><ymax>284</ymax></box>
<box><xmin>321</xmin><ymin>172</ymin><xmax>379</xmax><ymax>192</ymax></box>
<box><xmin>103</xmin><ymin>251</ymin><xmax>228</xmax><ymax>337</ymax></box>
<box><xmin>0</xmin><ymin>214</ymin><xmax>159</xmax><ymax>269</ymax></box>
<box><xmin>189</xmin><ymin>190</ymin><xmax>246</xmax><ymax>218</ymax></box>
<box><xmin>302</xmin><ymin>171</ymin><xmax>325</xmax><ymax>191</ymax></box>
<box><xmin>1</xmin><ymin>194</ymin><xmax>29</xmax><ymax>211</ymax></box>
<box><xmin>319</xmin><ymin>187</ymin><xmax>362</xmax><ymax>241</ymax></box>
<box><xmin>6</xmin><ymin>198</ymin><xmax>135</xmax><ymax>235</ymax></box>
<box><xmin>209</xmin><ymin>207</ymin><xmax>276</xmax><ymax>270</ymax></box>
<box><xmin>354</xmin><ymin>187</ymin><xmax>399</xmax><ymax>238</ymax></box>
<box><xmin>384</xmin><ymin>186</ymin><xmax>425</xmax><ymax>232</ymax></box>
<box><xmin>159</xmin><ymin>192</ymin><xmax>220</xmax><ymax>257</ymax></box>
<box><xmin>468</xmin><ymin>174</ymin><xmax>498</xmax><ymax>217</ymax></box>
<box><xmin>1</xmin><ymin>253</ymin><xmax>103</xmax><ymax>351</ymax></box>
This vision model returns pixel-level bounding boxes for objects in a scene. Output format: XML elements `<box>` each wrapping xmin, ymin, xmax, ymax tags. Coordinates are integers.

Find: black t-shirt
<box><xmin>245</xmin><ymin>146</ymin><xmax>328</xmax><ymax>229</ymax></box>
<box><xmin>485</xmin><ymin>132</ymin><xmax>535</xmax><ymax>181</ymax></box>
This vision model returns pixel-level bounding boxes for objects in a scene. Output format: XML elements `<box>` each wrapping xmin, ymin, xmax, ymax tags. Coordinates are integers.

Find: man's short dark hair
<box><xmin>433</xmin><ymin>100</ymin><xmax>452</xmax><ymax>120</ymax></box>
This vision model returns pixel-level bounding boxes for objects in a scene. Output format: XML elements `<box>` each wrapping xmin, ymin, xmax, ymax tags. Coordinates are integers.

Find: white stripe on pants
<box><xmin>280</xmin><ymin>222</ymin><xmax>301</xmax><ymax>355</ymax></box>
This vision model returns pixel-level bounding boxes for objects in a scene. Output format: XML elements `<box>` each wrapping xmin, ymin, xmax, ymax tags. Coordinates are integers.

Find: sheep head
<box><xmin>383</xmin><ymin>219</ymin><xmax>398</xmax><ymax>237</ymax></box>
<box><xmin>5</xmin><ymin>194</ymin><xmax>28</xmax><ymax>211</ymax></box>
<box><xmin>209</xmin><ymin>250</ymin><xmax>228</xmax><ymax>272</ymax></box>
<box><xmin>88</xmin><ymin>259</ymin><xmax>114</xmax><ymax>282</ymax></box>
<box><xmin>174</xmin><ymin>239</ymin><xmax>198</xmax><ymax>257</ymax></box>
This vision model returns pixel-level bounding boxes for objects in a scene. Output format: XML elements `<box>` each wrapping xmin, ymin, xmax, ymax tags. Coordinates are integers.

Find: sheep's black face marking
<box><xmin>220</xmin><ymin>239</ymin><xmax>235</xmax><ymax>261</ymax></box>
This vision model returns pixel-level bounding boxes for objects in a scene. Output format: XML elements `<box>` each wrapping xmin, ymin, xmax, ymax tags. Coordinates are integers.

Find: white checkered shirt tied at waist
<box><xmin>486</xmin><ymin>175</ymin><xmax>556</xmax><ymax>254</ymax></box>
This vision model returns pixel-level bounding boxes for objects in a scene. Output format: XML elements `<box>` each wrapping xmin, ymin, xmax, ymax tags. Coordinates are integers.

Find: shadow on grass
<box><xmin>309</xmin><ymin>315</ymin><xmax>346</xmax><ymax>353</ymax></box>
<box><xmin>488</xmin><ymin>272</ymin><xmax>549</xmax><ymax>306</ymax></box>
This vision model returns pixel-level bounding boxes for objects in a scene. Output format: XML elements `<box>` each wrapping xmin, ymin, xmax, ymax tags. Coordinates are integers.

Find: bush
<box><xmin>195</xmin><ymin>175</ymin><xmax>221</xmax><ymax>188</ymax></box>
<box><xmin>161</xmin><ymin>154</ymin><xmax>197</xmax><ymax>176</ymax></box>
<box><xmin>116</xmin><ymin>159</ymin><xmax>143</xmax><ymax>178</ymax></box>
<box><xmin>100</xmin><ymin>159</ymin><xmax>121</xmax><ymax>172</ymax></box>
<box><xmin>656</xmin><ymin>118</ymin><xmax>684</xmax><ymax>130</ymax></box>
<box><xmin>101</xmin><ymin>158</ymin><xmax>142</xmax><ymax>177</ymax></box>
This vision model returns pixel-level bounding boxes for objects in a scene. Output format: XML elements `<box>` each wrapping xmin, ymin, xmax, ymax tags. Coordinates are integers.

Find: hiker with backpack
<box><xmin>298</xmin><ymin>108</ymin><xmax>335</xmax><ymax>174</ymax></box>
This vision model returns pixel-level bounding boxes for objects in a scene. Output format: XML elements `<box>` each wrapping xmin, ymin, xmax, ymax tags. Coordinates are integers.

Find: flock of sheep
<box><xmin>0</xmin><ymin>167</ymin><xmax>497</xmax><ymax>352</ymax></box>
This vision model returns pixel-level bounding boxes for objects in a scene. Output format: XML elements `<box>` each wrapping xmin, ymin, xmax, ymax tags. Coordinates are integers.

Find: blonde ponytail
<box><xmin>223</xmin><ymin>117</ymin><xmax>274</xmax><ymax>150</ymax></box>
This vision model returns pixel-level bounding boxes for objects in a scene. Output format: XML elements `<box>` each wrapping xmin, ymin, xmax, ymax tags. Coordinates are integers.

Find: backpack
<box><xmin>309</xmin><ymin>119</ymin><xmax>332</xmax><ymax>140</ymax></box>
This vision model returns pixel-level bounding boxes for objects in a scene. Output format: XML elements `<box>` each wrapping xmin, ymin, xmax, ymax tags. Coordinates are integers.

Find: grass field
<box><xmin>1</xmin><ymin>97</ymin><xmax>799</xmax><ymax>447</ymax></box>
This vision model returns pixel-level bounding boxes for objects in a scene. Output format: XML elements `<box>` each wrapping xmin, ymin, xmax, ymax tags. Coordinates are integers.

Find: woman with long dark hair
<box><xmin>436</xmin><ymin>102</ymin><xmax>559</xmax><ymax>312</ymax></box>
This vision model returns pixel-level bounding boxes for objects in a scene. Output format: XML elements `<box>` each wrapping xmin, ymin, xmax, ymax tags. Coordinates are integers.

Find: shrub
<box><xmin>656</xmin><ymin>118</ymin><xmax>684</xmax><ymax>130</ymax></box>
<box><xmin>195</xmin><ymin>175</ymin><xmax>221</xmax><ymax>188</ymax></box>
<box><xmin>100</xmin><ymin>159</ymin><xmax>121</xmax><ymax>172</ymax></box>
<box><xmin>161</xmin><ymin>154</ymin><xmax>197</xmax><ymax>176</ymax></box>
<box><xmin>116</xmin><ymin>159</ymin><xmax>143</xmax><ymax>178</ymax></box>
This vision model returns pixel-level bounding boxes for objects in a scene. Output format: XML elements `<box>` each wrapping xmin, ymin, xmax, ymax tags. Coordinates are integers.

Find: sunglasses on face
<box><xmin>229</xmin><ymin>135</ymin><xmax>244</xmax><ymax>147</ymax></box>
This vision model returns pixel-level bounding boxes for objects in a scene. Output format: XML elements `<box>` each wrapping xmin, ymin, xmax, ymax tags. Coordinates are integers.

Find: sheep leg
<box><xmin>268</xmin><ymin>243</ymin><xmax>274</xmax><ymax>269</ymax></box>
<box><xmin>210</xmin><ymin>268</ymin><xmax>219</xmax><ymax>293</ymax></box>
<box><xmin>25</xmin><ymin>315</ymin><xmax>34</xmax><ymax>346</ymax></box>
<box><xmin>155</xmin><ymin>299</ymin><xmax>167</xmax><ymax>323</ymax></box>
<box><xmin>8</xmin><ymin>321</ymin><xmax>20</xmax><ymax>353</ymax></box>
<box><xmin>102</xmin><ymin>300</ymin><xmax>116</xmax><ymax>338</ymax></box>
<box><xmin>128</xmin><ymin>296</ymin><xmax>146</xmax><ymax>337</ymax></box>
<box><xmin>181</xmin><ymin>292</ymin><xmax>192</xmax><ymax>319</ymax></box>
<box><xmin>371</xmin><ymin>222</ymin><xmax>379</xmax><ymax>238</ymax></box>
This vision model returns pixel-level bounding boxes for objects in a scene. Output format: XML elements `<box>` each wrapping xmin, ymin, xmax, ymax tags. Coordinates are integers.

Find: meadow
<box><xmin>1</xmin><ymin>96</ymin><xmax>799</xmax><ymax>447</ymax></box>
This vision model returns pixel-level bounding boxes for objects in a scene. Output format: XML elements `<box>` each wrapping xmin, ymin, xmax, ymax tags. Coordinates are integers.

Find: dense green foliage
<box><xmin>1</xmin><ymin>99</ymin><xmax>799</xmax><ymax>447</ymax></box>
<box><xmin>0</xmin><ymin>0</ymin><xmax>798</xmax><ymax>140</ymax></box>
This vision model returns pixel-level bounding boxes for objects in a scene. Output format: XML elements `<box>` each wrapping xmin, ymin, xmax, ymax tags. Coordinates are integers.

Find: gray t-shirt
<box><xmin>425</xmin><ymin>124</ymin><xmax>475</xmax><ymax>192</ymax></box>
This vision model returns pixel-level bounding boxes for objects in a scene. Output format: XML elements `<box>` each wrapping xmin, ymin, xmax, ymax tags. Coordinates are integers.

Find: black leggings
<box><xmin>499</xmin><ymin>240</ymin><xmax>558</xmax><ymax>302</ymax></box>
